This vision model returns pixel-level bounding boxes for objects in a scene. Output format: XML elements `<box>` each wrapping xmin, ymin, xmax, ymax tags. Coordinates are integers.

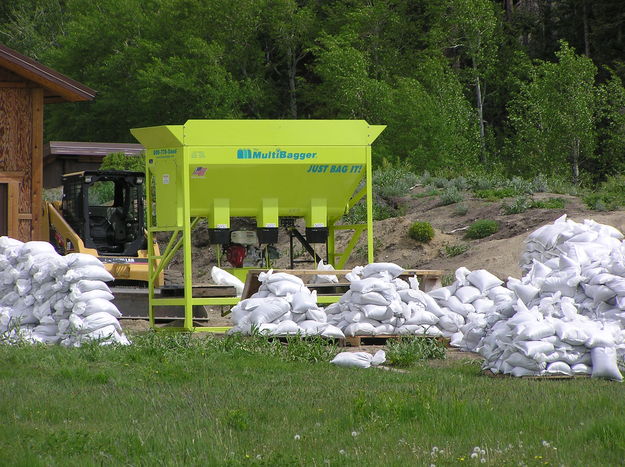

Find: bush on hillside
<box><xmin>408</xmin><ymin>221</ymin><xmax>435</xmax><ymax>243</ymax></box>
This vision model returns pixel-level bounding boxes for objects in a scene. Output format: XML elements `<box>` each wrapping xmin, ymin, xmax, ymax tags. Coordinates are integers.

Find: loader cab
<box><xmin>61</xmin><ymin>170</ymin><xmax>146</xmax><ymax>256</ymax></box>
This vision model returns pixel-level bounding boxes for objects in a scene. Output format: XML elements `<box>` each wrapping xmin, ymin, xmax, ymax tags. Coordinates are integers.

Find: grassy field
<box><xmin>1</xmin><ymin>333</ymin><xmax>624</xmax><ymax>466</ymax></box>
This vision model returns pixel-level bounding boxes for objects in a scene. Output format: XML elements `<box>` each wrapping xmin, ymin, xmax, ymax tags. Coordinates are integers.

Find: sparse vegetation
<box><xmin>454</xmin><ymin>203</ymin><xmax>469</xmax><ymax>216</ymax></box>
<box><xmin>408</xmin><ymin>221</ymin><xmax>435</xmax><ymax>243</ymax></box>
<box><xmin>473</xmin><ymin>187</ymin><xmax>519</xmax><ymax>201</ymax></box>
<box><xmin>465</xmin><ymin>219</ymin><xmax>500</xmax><ymax>239</ymax></box>
<box><xmin>583</xmin><ymin>175</ymin><xmax>625</xmax><ymax>211</ymax></box>
<box><xmin>439</xmin><ymin>186</ymin><xmax>464</xmax><ymax>205</ymax></box>
<box><xmin>443</xmin><ymin>243</ymin><xmax>470</xmax><ymax>257</ymax></box>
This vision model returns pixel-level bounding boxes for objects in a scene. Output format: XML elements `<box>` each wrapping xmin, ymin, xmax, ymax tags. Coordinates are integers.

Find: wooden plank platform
<box><xmin>342</xmin><ymin>334</ymin><xmax>450</xmax><ymax>347</ymax></box>
<box><xmin>160</xmin><ymin>284</ymin><xmax>236</xmax><ymax>297</ymax></box>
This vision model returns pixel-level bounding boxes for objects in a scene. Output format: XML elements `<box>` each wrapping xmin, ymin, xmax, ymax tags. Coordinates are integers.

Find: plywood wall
<box><xmin>0</xmin><ymin>66</ymin><xmax>42</xmax><ymax>241</ymax></box>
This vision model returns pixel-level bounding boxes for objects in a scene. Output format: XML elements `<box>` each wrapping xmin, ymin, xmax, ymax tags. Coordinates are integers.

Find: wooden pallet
<box><xmin>342</xmin><ymin>334</ymin><xmax>450</xmax><ymax>347</ymax></box>
<box><xmin>482</xmin><ymin>370</ymin><xmax>590</xmax><ymax>380</ymax></box>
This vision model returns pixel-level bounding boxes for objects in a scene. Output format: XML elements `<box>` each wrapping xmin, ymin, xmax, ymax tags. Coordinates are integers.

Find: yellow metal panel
<box><xmin>182</xmin><ymin>119</ymin><xmax>384</xmax><ymax>146</ymax></box>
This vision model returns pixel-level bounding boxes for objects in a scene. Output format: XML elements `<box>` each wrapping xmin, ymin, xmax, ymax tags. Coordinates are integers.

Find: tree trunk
<box><xmin>288</xmin><ymin>47</ymin><xmax>297</xmax><ymax>119</ymax></box>
<box><xmin>571</xmin><ymin>137</ymin><xmax>580</xmax><ymax>185</ymax></box>
<box><xmin>475</xmin><ymin>73</ymin><xmax>486</xmax><ymax>164</ymax></box>
<box><xmin>583</xmin><ymin>0</ymin><xmax>591</xmax><ymax>57</ymax></box>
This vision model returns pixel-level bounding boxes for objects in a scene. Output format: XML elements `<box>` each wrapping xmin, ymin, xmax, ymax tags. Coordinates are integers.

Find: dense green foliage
<box><xmin>465</xmin><ymin>219</ymin><xmax>500</xmax><ymax>239</ymax></box>
<box><xmin>2</xmin><ymin>1</ymin><xmax>625</xmax><ymax>184</ymax></box>
<box><xmin>1</xmin><ymin>333</ymin><xmax>625</xmax><ymax>465</ymax></box>
<box><xmin>408</xmin><ymin>221</ymin><xmax>435</xmax><ymax>243</ymax></box>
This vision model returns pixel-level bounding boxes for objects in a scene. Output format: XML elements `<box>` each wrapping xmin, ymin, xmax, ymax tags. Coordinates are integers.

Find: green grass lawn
<box><xmin>1</xmin><ymin>333</ymin><xmax>624</xmax><ymax>466</ymax></box>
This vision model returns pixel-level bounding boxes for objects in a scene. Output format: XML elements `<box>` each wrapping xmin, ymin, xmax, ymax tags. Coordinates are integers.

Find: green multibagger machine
<box><xmin>131</xmin><ymin>119</ymin><xmax>385</xmax><ymax>331</ymax></box>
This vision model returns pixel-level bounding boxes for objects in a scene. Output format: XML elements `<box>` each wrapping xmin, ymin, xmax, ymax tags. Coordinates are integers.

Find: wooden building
<box><xmin>0</xmin><ymin>44</ymin><xmax>95</xmax><ymax>241</ymax></box>
<box><xmin>44</xmin><ymin>141</ymin><xmax>144</xmax><ymax>188</ymax></box>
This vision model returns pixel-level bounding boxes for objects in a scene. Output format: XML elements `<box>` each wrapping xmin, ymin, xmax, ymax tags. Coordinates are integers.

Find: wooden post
<box><xmin>31</xmin><ymin>87</ymin><xmax>44</xmax><ymax>240</ymax></box>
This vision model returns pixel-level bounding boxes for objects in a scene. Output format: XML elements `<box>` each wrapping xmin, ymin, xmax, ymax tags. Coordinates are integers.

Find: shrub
<box><xmin>439</xmin><ymin>186</ymin><xmax>464</xmax><ymax>205</ymax></box>
<box><xmin>373</xmin><ymin>165</ymin><xmax>419</xmax><ymax>197</ymax></box>
<box><xmin>583</xmin><ymin>175</ymin><xmax>625</xmax><ymax>211</ymax></box>
<box><xmin>473</xmin><ymin>187</ymin><xmax>518</xmax><ymax>201</ymax></box>
<box><xmin>453</xmin><ymin>203</ymin><xmax>469</xmax><ymax>216</ymax></box>
<box><xmin>464</xmin><ymin>219</ymin><xmax>500</xmax><ymax>239</ymax></box>
<box><xmin>412</xmin><ymin>187</ymin><xmax>440</xmax><ymax>198</ymax></box>
<box><xmin>342</xmin><ymin>199</ymin><xmax>402</xmax><ymax>223</ymax></box>
<box><xmin>502</xmin><ymin>196</ymin><xmax>531</xmax><ymax>215</ymax></box>
<box><xmin>443</xmin><ymin>243</ymin><xmax>469</xmax><ymax>257</ymax></box>
<box><xmin>408</xmin><ymin>221</ymin><xmax>435</xmax><ymax>243</ymax></box>
<box><xmin>531</xmin><ymin>197</ymin><xmax>566</xmax><ymax>209</ymax></box>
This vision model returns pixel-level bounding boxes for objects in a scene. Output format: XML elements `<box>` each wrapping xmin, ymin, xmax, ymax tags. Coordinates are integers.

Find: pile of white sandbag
<box><xmin>325</xmin><ymin>262</ymin><xmax>447</xmax><ymax>337</ymax></box>
<box><xmin>429</xmin><ymin>216</ymin><xmax>625</xmax><ymax>381</ymax></box>
<box><xmin>520</xmin><ymin>214</ymin><xmax>623</xmax><ymax>274</ymax></box>
<box><xmin>478</xmin><ymin>296</ymin><xmax>623</xmax><ymax>379</ymax></box>
<box><xmin>0</xmin><ymin>237</ymin><xmax>129</xmax><ymax>346</ymax></box>
<box><xmin>228</xmin><ymin>269</ymin><xmax>345</xmax><ymax>338</ymax></box>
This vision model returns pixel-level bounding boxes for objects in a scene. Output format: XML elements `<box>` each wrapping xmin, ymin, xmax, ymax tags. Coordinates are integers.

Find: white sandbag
<box><xmin>79</xmin><ymin>312</ymin><xmax>122</xmax><ymax>334</ymax></box>
<box><xmin>591</xmin><ymin>346</ymin><xmax>623</xmax><ymax>381</ymax></box>
<box><xmin>211</xmin><ymin>266</ymin><xmax>244</xmax><ymax>296</ymax></box>
<box><xmin>506</xmin><ymin>351</ymin><xmax>547</xmax><ymax>371</ymax></box>
<box><xmin>516</xmin><ymin>320</ymin><xmax>556</xmax><ymax>341</ymax></box>
<box><xmin>354</xmin><ymin>291</ymin><xmax>390</xmax><ymax>306</ymax></box>
<box><xmin>19</xmin><ymin>241</ymin><xmax>56</xmax><ymax>257</ymax></box>
<box><xmin>298</xmin><ymin>320</ymin><xmax>327</xmax><ymax>335</ymax></box>
<box><xmin>70</xmin><ymin>289</ymin><xmax>114</xmax><ymax>302</ymax></box>
<box><xmin>455</xmin><ymin>286</ymin><xmax>481</xmax><ymax>304</ymax></box>
<box><xmin>586</xmin><ymin>329</ymin><xmax>616</xmax><ymax>348</ymax></box>
<box><xmin>306</xmin><ymin>308</ymin><xmax>327</xmax><ymax>323</ymax></box>
<box><xmin>321</xmin><ymin>324</ymin><xmax>345</xmax><ymax>339</ymax></box>
<box><xmin>248</xmin><ymin>297</ymin><xmax>290</xmax><ymax>325</ymax></box>
<box><xmin>571</xmin><ymin>363</ymin><xmax>591</xmax><ymax>375</ymax></box>
<box><xmin>260</xmin><ymin>270</ymin><xmax>304</xmax><ymax>286</ymax></box>
<box><xmin>545</xmin><ymin>362</ymin><xmax>573</xmax><ymax>376</ymax></box>
<box><xmin>331</xmin><ymin>350</ymin><xmax>386</xmax><ymax>368</ymax></box>
<box><xmin>510</xmin><ymin>366</ymin><xmax>540</xmax><ymax>377</ymax></box>
<box><xmin>467</xmin><ymin>269</ymin><xmax>503</xmax><ymax>293</ymax></box>
<box><xmin>445</xmin><ymin>296</ymin><xmax>474</xmax><ymax>317</ymax></box>
<box><xmin>514</xmin><ymin>340</ymin><xmax>555</xmax><ymax>358</ymax></box>
<box><xmin>64</xmin><ymin>266</ymin><xmax>114</xmax><ymax>283</ymax></box>
<box><xmin>555</xmin><ymin>321</ymin><xmax>590</xmax><ymax>346</ymax></box>
<box><xmin>508</xmin><ymin>281</ymin><xmax>540</xmax><ymax>305</ymax></box>
<box><xmin>64</xmin><ymin>253</ymin><xmax>106</xmax><ymax>269</ymax></box>
<box><xmin>310</xmin><ymin>260</ymin><xmax>339</xmax><ymax>284</ymax></box>
<box><xmin>362</xmin><ymin>263</ymin><xmax>404</xmax><ymax>279</ymax></box>
<box><xmin>350</xmin><ymin>278</ymin><xmax>395</xmax><ymax>295</ymax></box>
<box><xmin>72</xmin><ymin>298</ymin><xmax>122</xmax><ymax>318</ymax></box>
<box><xmin>266</xmin><ymin>280</ymin><xmax>303</xmax><ymax>296</ymax></box>
<box><xmin>271</xmin><ymin>320</ymin><xmax>301</xmax><ymax>336</ymax></box>
<box><xmin>291</xmin><ymin>290</ymin><xmax>318</xmax><ymax>313</ymax></box>
<box><xmin>343</xmin><ymin>322</ymin><xmax>376</xmax><ymax>337</ymax></box>
<box><xmin>405</xmin><ymin>309</ymin><xmax>439</xmax><ymax>326</ymax></box>
<box><xmin>428</xmin><ymin>286</ymin><xmax>451</xmax><ymax>301</ymax></box>
<box><xmin>438</xmin><ymin>312</ymin><xmax>465</xmax><ymax>333</ymax></box>
<box><xmin>472</xmin><ymin>297</ymin><xmax>495</xmax><ymax>314</ymax></box>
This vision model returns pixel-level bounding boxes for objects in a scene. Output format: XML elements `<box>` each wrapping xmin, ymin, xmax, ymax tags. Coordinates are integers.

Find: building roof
<box><xmin>0</xmin><ymin>43</ymin><xmax>96</xmax><ymax>103</ymax></box>
<box><xmin>44</xmin><ymin>141</ymin><xmax>145</xmax><ymax>158</ymax></box>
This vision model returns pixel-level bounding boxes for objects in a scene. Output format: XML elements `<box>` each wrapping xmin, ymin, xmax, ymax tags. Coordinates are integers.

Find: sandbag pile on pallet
<box><xmin>0</xmin><ymin>237</ymin><xmax>129</xmax><ymax>346</ymax></box>
<box><xmin>325</xmin><ymin>262</ymin><xmax>448</xmax><ymax>337</ymax></box>
<box><xmin>428</xmin><ymin>217</ymin><xmax>625</xmax><ymax>381</ymax></box>
<box><xmin>228</xmin><ymin>269</ymin><xmax>345</xmax><ymax>338</ymax></box>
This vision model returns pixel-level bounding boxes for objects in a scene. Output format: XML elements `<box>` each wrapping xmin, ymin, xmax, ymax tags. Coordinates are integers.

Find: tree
<box><xmin>429</xmin><ymin>0</ymin><xmax>501</xmax><ymax>164</ymax></box>
<box><xmin>505</xmin><ymin>41</ymin><xmax>597</xmax><ymax>183</ymax></box>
